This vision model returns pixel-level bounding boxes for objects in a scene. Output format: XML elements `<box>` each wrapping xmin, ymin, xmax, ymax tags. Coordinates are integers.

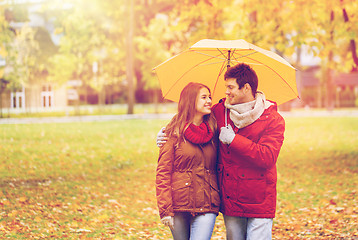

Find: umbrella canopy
<box><xmin>153</xmin><ymin>39</ymin><xmax>299</xmax><ymax>105</ymax></box>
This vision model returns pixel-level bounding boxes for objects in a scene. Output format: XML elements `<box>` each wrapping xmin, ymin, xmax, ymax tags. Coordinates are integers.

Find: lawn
<box><xmin>0</xmin><ymin>117</ymin><xmax>357</xmax><ymax>239</ymax></box>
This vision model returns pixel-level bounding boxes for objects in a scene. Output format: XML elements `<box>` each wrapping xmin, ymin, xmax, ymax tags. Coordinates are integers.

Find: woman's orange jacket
<box><xmin>156</xmin><ymin>135</ymin><xmax>220</xmax><ymax>219</ymax></box>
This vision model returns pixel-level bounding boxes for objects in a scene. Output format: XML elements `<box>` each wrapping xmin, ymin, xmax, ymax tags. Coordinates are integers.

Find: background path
<box><xmin>1</xmin><ymin>110</ymin><xmax>358</xmax><ymax>124</ymax></box>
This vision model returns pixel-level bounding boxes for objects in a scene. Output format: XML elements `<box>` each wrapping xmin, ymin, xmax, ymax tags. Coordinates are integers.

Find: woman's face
<box><xmin>195</xmin><ymin>87</ymin><xmax>212</xmax><ymax>116</ymax></box>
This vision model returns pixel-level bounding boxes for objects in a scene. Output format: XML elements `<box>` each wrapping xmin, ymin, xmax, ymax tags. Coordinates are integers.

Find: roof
<box><xmin>301</xmin><ymin>71</ymin><xmax>320</xmax><ymax>87</ymax></box>
<box><xmin>334</xmin><ymin>72</ymin><xmax>358</xmax><ymax>86</ymax></box>
<box><xmin>300</xmin><ymin>68</ymin><xmax>358</xmax><ymax>87</ymax></box>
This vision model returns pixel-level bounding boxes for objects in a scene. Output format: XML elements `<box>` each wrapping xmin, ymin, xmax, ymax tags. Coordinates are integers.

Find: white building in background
<box><xmin>0</xmin><ymin>1</ymin><xmax>71</xmax><ymax>113</ymax></box>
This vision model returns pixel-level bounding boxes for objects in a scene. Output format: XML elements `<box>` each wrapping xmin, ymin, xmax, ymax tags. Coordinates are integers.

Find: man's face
<box><xmin>225</xmin><ymin>78</ymin><xmax>246</xmax><ymax>105</ymax></box>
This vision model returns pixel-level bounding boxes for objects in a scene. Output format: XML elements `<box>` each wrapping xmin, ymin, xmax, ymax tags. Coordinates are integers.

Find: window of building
<box><xmin>41</xmin><ymin>84</ymin><xmax>54</xmax><ymax>108</ymax></box>
<box><xmin>11</xmin><ymin>87</ymin><xmax>25</xmax><ymax>109</ymax></box>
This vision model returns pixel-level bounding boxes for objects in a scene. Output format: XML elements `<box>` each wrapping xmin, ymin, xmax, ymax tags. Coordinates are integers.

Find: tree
<box><xmin>226</xmin><ymin>0</ymin><xmax>358</xmax><ymax>109</ymax></box>
<box><xmin>1</xmin><ymin>3</ymin><xmax>23</xmax><ymax>117</ymax></box>
<box><xmin>46</xmin><ymin>0</ymin><xmax>128</xmax><ymax>112</ymax></box>
<box><xmin>126</xmin><ymin>0</ymin><xmax>134</xmax><ymax>114</ymax></box>
<box><xmin>129</xmin><ymin>0</ymin><xmax>175</xmax><ymax>106</ymax></box>
<box><xmin>340</xmin><ymin>0</ymin><xmax>358</xmax><ymax>71</ymax></box>
<box><xmin>1</xmin><ymin>2</ymin><xmax>59</xmax><ymax>114</ymax></box>
<box><xmin>3</xmin><ymin>0</ymin><xmax>358</xmax><ymax>113</ymax></box>
<box><xmin>136</xmin><ymin>0</ymin><xmax>231</xmax><ymax>107</ymax></box>
<box><xmin>302</xmin><ymin>0</ymin><xmax>358</xmax><ymax>109</ymax></box>
<box><xmin>47</xmin><ymin>0</ymin><xmax>105</xmax><ymax>112</ymax></box>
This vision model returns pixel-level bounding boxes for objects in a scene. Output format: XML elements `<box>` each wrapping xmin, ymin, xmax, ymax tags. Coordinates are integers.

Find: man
<box><xmin>157</xmin><ymin>63</ymin><xmax>285</xmax><ymax>239</ymax></box>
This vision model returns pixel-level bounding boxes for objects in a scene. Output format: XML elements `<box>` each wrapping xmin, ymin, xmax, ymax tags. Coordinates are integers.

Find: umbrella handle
<box><xmin>225</xmin><ymin>106</ymin><xmax>228</xmax><ymax>127</ymax></box>
<box><xmin>225</xmin><ymin>50</ymin><xmax>230</xmax><ymax>127</ymax></box>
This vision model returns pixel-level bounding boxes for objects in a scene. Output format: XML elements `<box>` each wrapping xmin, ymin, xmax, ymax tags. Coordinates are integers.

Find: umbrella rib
<box><xmin>217</xmin><ymin>48</ymin><xmax>229</xmax><ymax>60</ymax></box>
<box><xmin>232</xmin><ymin>51</ymin><xmax>260</xmax><ymax>61</ymax></box>
<box><xmin>162</xmin><ymin>52</ymin><xmax>225</xmax><ymax>100</ymax></box>
<box><xmin>197</xmin><ymin>60</ymin><xmax>226</xmax><ymax>66</ymax></box>
<box><xmin>191</xmin><ymin>49</ymin><xmax>238</xmax><ymax>67</ymax></box>
<box><xmin>212</xmin><ymin>57</ymin><xmax>228</xmax><ymax>97</ymax></box>
<box><xmin>160</xmin><ymin>43</ymin><xmax>298</xmax><ymax>103</ymax></box>
<box><xmin>243</xmin><ymin>55</ymin><xmax>299</xmax><ymax>97</ymax></box>
<box><xmin>191</xmin><ymin>49</ymin><xmax>259</xmax><ymax>63</ymax></box>
<box><xmin>192</xmin><ymin>50</ymin><xmax>227</xmax><ymax>61</ymax></box>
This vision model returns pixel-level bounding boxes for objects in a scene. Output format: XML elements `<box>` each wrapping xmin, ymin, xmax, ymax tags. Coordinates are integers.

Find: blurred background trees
<box><xmin>1</xmin><ymin>0</ymin><xmax>358</xmax><ymax>115</ymax></box>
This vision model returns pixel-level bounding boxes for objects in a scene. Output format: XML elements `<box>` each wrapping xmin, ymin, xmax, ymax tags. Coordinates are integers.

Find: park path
<box><xmin>1</xmin><ymin>110</ymin><xmax>358</xmax><ymax>124</ymax></box>
<box><xmin>0</xmin><ymin>113</ymin><xmax>175</xmax><ymax>124</ymax></box>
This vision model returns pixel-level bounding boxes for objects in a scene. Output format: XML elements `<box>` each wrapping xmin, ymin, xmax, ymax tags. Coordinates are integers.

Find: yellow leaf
<box><xmin>98</xmin><ymin>214</ymin><xmax>109</xmax><ymax>221</ymax></box>
<box><xmin>9</xmin><ymin>210</ymin><xmax>17</xmax><ymax>217</ymax></box>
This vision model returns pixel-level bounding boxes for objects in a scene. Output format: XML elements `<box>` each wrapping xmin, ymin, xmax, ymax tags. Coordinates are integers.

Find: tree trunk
<box><xmin>126</xmin><ymin>0</ymin><xmax>135</xmax><ymax>114</ymax></box>
<box><xmin>154</xmin><ymin>89</ymin><xmax>159</xmax><ymax>114</ymax></box>
<box><xmin>295</xmin><ymin>46</ymin><xmax>302</xmax><ymax>102</ymax></box>
<box><xmin>342</xmin><ymin>4</ymin><xmax>358</xmax><ymax>69</ymax></box>
<box><xmin>0</xmin><ymin>91</ymin><xmax>3</xmax><ymax>118</ymax></box>
<box><xmin>98</xmin><ymin>86</ymin><xmax>106</xmax><ymax>113</ymax></box>
<box><xmin>336</xmin><ymin>87</ymin><xmax>341</xmax><ymax>108</ymax></box>
<box><xmin>317</xmin><ymin>85</ymin><xmax>322</xmax><ymax>108</ymax></box>
<box><xmin>326</xmin><ymin>10</ymin><xmax>335</xmax><ymax>110</ymax></box>
<box><xmin>75</xmin><ymin>86</ymin><xmax>80</xmax><ymax>116</ymax></box>
<box><xmin>325</xmin><ymin>68</ymin><xmax>334</xmax><ymax>110</ymax></box>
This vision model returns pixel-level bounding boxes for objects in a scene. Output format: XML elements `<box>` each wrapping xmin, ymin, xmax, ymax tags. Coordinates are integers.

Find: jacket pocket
<box><xmin>209</xmin><ymin>174</ymin><xmax>220</xmax><ymax>208</ymax></box>
<box><xmin>237</xmin><ymin>168</ymin><xmax>266</xmax><ymax>204</ymax></box>
<box><xmin>172</xmin><ymin>176</ymin><xmax>191</xmax><ymax>206</ymax></box>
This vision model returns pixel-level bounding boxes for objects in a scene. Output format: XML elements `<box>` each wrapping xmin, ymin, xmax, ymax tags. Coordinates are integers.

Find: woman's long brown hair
<box><xmin>165</xmin><ymin>82</ymin><xmax>216</xmax><ymax>141</ymax></box>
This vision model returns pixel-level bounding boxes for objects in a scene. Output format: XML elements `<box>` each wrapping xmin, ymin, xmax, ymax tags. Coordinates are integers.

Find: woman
<box><xmin>156</xmin><ymin>82</ymin><xmax>220</xmax><ymax>240</ymax></box>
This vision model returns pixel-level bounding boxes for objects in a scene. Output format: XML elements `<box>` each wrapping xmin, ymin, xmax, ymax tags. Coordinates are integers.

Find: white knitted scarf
<box><xmin>224</xmin><ymin>92</ymin><xmax>273</xmax><ymax>129</ymax></box>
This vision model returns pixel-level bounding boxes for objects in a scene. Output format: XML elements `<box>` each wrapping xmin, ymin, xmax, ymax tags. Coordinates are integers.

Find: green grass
<box><xmin>0</xmin><ymin>117</ymin><xmax>357</xmax><ymax>239</ymax></box>
<box><xmin>276</xmin><ymin>117</ymin><xmax>358</xmax><ymax>238</ymax></box>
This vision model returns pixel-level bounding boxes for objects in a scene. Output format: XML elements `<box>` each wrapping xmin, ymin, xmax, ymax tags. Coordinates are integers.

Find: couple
<box><xmin>156</xmin><ymin>63</ymin><xmax>285</xmax><ymax>240</ymax></box>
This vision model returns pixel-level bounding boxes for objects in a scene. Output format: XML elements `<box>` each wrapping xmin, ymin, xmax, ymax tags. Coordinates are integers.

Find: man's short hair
<box><xmin>224</xmin><ymin>63</ymin><xmax>258</xmax><ymax>96</ymax></box>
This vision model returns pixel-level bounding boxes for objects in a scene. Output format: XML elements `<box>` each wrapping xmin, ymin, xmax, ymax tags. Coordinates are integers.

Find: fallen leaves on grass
<box><xmin>1</xmin><ymin>119</ymin><xmax>357</xmax><ymax>239</ymax></box>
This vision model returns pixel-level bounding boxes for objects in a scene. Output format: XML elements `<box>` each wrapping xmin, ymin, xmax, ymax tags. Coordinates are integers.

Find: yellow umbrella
<box><xmin>153</xmin><ymin>39</ymin><xmax>299</xmax><ymax>105</ymax></box>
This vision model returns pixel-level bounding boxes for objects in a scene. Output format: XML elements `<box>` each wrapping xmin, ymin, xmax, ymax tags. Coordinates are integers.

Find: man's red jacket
<box><xmin>212</xmin><ymin>98</ymin><xmax>285</xmax><ymax>218</ymax></box>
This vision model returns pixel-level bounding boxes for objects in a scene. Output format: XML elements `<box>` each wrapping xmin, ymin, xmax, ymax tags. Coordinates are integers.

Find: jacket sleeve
<box><xmin>229</xmin><ymin>114</ymin><xmax>285</xmax><ymax>169</ymax></box>
<box><xmin>156</xmin><ymin>137</ymin><xmax>176</xmax><ymax>219</ymax></box>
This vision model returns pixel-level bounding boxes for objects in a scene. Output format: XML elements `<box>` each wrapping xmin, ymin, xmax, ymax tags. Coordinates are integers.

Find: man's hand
<box><xmin>156</xmin><ymin>127</ymin><xmax>168</xmax><ymax>147</ymax></box>
<box><xmin>161</xmin><ymin>216</ymin><xmax>174</xmax><ymax>229</ymax></box>
<box><xmin>219</xmin><ymin>124</ymin><xmax>235</xmax><ymax>145</ymax></box>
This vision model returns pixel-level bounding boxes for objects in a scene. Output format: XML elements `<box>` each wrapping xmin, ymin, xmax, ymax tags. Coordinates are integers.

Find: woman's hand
<box><xmin>156</xmin><ymin>127</ymin><xmax>168</xmax><ymax>147</ymax></box>
<box><xmin>161</xmin><ymin>216</ymin><xmax>174</xmax><ymax>229</ymax></box>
